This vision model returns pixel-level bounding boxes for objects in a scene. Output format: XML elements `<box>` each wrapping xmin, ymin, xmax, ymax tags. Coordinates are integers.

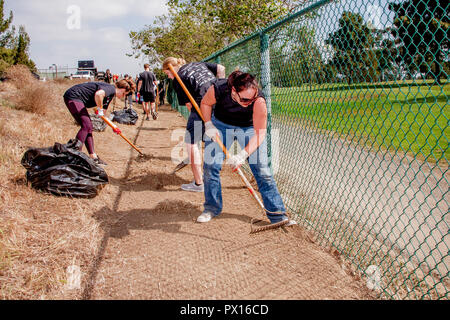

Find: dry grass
<box><xmin>0</xmin><ymin>78</ymin><xmax>105</xmax><ymax>299</ymax></box>
<box><xmin>0</xmin><ymin>65</ymin><xmax>59</xmax><ymax>115</ymax></box>
<box><xmin>4</xmin><ymin>65</ymin><xmax>36</xmax><ymax>86</ymax></box>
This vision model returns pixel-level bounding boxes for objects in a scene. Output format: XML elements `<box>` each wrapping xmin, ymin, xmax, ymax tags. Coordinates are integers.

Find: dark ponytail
<box><xmin>227</xmin><ymin>70</ymin><xmax>259</xmax><ymax>92</ymax></box>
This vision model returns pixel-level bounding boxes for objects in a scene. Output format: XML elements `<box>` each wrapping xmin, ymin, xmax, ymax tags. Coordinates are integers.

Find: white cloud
<box><xmin>98</xmin><ymin>27</ymin><xmax>129</xmax><ymax>44</ymax></box>
<box><xmin>4</xmin><ymin>0</ymin><xmax>168</xmax><ymax>76</ymax></box>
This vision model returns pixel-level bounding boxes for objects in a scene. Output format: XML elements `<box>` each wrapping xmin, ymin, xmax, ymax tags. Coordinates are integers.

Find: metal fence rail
<box><xmin>36</xmin><ymin>67</ymin><xmax>78</xmax><ymax>80</ymax></box>
<box><xmin>170</xmin><ymin>0</ymin><xmax>449</xmax><ymax>299</ymax></box>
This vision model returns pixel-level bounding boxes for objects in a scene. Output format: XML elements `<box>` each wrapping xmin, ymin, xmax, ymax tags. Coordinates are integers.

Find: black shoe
<box><xmin>93</xmin><ymin>157</ymin><xmax>107</xmax><ymax>165</ymax></box>
<box><xmin>146</xmin><ymin>116</ymin><xmax>150</xmax><ymax>121</ymax></box>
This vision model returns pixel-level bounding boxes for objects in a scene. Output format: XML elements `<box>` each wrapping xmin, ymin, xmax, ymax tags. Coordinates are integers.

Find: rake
<box><xmin>99</xmin><ymin>114</ymin><xmax>147</xmax><ymax>158</ymax></box>
<box><xmin>171</xmin><ymin>156</ymin><xmax>190</xmax><ymax>174</ymax></box>
<box><xmin>167</xmin><ymin>63</ymin><xmax>292</xmax><ymax>234</ymax></box>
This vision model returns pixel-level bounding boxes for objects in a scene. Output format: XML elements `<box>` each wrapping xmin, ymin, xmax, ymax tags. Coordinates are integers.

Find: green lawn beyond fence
<box><xmin>272</xmin><ymin>80</ymin><xmax>449</xmax><ymax>164</ymax></box>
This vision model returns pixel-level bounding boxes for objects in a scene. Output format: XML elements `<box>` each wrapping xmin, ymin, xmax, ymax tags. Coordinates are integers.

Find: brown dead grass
<box><xmin>0</xmin><ymin>78</ymin><xmax>107</xmax><ymax>299</ymax></box>
<box><xmin>0</xmin><ymin>65</ymin><xmax>85</xmax><ymax>116</ymax></box>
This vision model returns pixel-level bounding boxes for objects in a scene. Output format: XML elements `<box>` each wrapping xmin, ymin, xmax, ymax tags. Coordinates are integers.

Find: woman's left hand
<box><xmin>228</xmin><ymin>149</ymin><xmax>249</xmax><ymax>171</ymax></box>
<box><xmin>95</xmin><ymin>108</ymin><xmax>104</xmax><ymax>117</ymax></box>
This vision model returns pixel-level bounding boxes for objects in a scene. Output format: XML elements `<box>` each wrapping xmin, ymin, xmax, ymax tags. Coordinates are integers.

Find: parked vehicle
<box><xmin>77</xmin><ymin>60</ymin><xmax>98</xmax><ymax>78</ymax></box>
<box><xmin>96</xmin><ymin>71</ymin><xmax>106</xmax><ymax>81</ymax></box>
<box><xmin>70</xmin><ymin>70</ymin><xmax>95</xmax><ymax>81</ymax></box>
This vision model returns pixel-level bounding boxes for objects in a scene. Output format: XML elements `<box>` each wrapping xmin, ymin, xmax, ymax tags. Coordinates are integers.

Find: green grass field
<box><xmin>271</xmin><ymin>80</ymin><xmax>449</xmax><ymax>163</ymax></box>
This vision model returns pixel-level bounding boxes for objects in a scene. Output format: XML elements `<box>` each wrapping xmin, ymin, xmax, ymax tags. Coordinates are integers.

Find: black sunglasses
<box><xmin>235</xmin><ymin>89</ymin><xmax>258</xmax><ymax>103</ymax></box>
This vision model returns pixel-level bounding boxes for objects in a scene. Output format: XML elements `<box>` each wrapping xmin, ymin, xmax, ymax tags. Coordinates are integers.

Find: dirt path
<box><xmin>81</xmin><ymin>104</ymin><xmax>373</xmax><ymax>300</ymax></box>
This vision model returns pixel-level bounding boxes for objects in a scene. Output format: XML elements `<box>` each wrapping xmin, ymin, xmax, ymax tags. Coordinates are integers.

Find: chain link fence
<box><xmin>169</xmin><ymin>0</ymin><xmax>449</xmax><ymax>299</ymax></box>
<box><xmin>36</xmin><ymin>67</ymin><xmax>78</xmax><ymax>80</ymax></box>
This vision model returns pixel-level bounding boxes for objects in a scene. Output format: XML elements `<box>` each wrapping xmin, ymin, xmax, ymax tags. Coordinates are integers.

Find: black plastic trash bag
<box><xmin>111</xmin><ymin>108</ymin><xmax>138</xmax><ymax>125</ymax></box>
<box><xmin>21</xmin><ymin>141</ymin><xmax>109</xmax><ymax>198</ymax></box>
<box><xmin>89</xmin><ymin>114</ymin><xmax>107</xmax><ymax>132</ymax></box>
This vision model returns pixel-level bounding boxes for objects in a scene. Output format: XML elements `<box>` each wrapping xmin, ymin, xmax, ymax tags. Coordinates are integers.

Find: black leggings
<box><xmin>64</xmin><ymin>98</ymin><xmax>94</xmax><ymax>154</ymax></box>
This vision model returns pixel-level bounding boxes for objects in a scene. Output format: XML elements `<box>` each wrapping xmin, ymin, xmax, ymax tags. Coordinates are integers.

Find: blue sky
<box><xmin>4</xmin><ymin>0</ymin><xmax>168</xmax><ymax>78</ymax></box>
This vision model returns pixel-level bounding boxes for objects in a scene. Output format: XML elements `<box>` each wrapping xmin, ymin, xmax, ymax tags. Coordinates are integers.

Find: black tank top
<box><xmin>213</xmin><ymin>79</ymin><xmax>265</xmax><ymax>127</ymax></box>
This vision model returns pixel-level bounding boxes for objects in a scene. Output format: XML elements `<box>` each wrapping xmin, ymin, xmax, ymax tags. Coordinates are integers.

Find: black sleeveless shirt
<box><xmin>213</xmin><ymin>79</ymin><xmax>265</xmax><ymax>127</ymax></box>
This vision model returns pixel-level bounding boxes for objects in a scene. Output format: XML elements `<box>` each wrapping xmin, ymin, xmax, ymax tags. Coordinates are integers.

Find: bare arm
<box><xmin>200</xmin><ymin>86</ymin><xmax>216</xmax><ymax>122</ymax></box>
<box><xmin>216</xmin><ymin>64</ymin><xmax>225</xmax><ymax>78</ymax></box>
<box><xmin>245</xmin><ymin>97</ymin><xmax>267</xmax><ymax>155</ymax></box>
<box><xmin>94</xmin><ymin>90</ymin><xmax>106</xmax><ymax>110</ymax></box>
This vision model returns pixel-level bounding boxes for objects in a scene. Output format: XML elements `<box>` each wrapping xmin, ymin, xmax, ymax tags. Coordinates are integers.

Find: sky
<box><xmin>4</xmin><ymin>0</ymin><xmax>394</xmax><ymax>78</ymax></box>
<box><xmin>4</xmin><ymin>0</ymin><xmax>168</xmax><ymax>78</ymax></box>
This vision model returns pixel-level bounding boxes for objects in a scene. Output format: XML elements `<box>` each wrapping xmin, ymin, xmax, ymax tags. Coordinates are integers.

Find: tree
<box><xmin>129</xmin><ymin>6</ymin><xmax>222</xmax><ymax>65</ymax></box>
<box><xmin>270</xmin><ymin>24</ymin><xmax>324</xmax><ymax>87</ymax></box>
<box><xmin>13</xmin><ymin>26</ymin><xmax>29</xmax><ymax>64</ymax></box>
<box><xmin>389</xmin><ymin>0</ymin><xmax>449</xmax><ymax>84</ymax></box>
<box><xmin>129</xmin><ymin>0</ymin><xmax>308</xmax><ymax>66</ymax></box>
<box><xmin>0</xmin><ymin>1</ymin><xmax>35</xmax><ymax>73</ymax></box>
<box><xmin>325</xmin><ymin>11</ymin><xmax>379</xmax><ymax>84</ymax></box>
<box><xmin>0</xmin><ymin>0</ymin><xmax>13</xmax><ymax>47</ymax></box>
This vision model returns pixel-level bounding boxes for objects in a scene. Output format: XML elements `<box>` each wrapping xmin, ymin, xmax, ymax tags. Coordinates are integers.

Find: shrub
<box><xmin>14</xmin><ymin>82</ymin><xmax>53</xmax><ymax>115</ymax></box>
<box><xmin>4</xmin><ymin>64</ymin><xmax>36</xmax><ymax>87</ymax></box>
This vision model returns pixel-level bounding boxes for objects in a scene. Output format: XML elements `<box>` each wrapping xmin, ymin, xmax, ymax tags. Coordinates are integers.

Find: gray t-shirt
<box><xmin>138</xmin><ymin>71</ymin><xmax>156</xmax><ymax>94</ymax></box>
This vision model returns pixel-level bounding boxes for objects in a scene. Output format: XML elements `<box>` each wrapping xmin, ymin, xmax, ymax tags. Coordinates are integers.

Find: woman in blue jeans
<box><xmin>198</xmin><ymin>70</ymin><xmax>296</xmax><ymax>226</ymax></box>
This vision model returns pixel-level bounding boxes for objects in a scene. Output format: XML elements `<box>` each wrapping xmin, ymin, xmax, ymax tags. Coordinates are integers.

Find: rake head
<box><xmin>249</xmin><ymin>218</ymin><xmax>290</xmax><ymax>234</ymax></box>
<box><xmin>135</xmin><ymin>153</ymin><xmax>152</xmax><ymax>162</ymax></box>
<box><xmin>171</xmin><ymin>157</ymin><xmax>190</xmax><ymax>174</ymax></box>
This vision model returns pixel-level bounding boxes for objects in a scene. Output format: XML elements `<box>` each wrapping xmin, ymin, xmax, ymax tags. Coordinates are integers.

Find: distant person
<box><xmin>134</xmin><ymin>75</ymin><xmax>140</xmax><ymax>103</ymax></box>
<box><xmin>63</xmin><ymin>79</ymin><xmax>134</xmax><ymax>165</ymax></box>
<box><xmin>124</xmin><ymin>74</ymin><xmax>134</xmax><ymax>109</ymax></box>
<box><xmin>105</xmin><ymin>69</ymin><xmax>112</xmax><ymax>84</ymax></box>
<box><xmin>162</xmin><ymin>57</ymin><xmax>225</xmax><ymax>192</ymax></box>
<box><xmin>137</xmin><ymin>64</ymin><xmax>157</xmax><ymax>120</ymax></box>
<box><xmin>158</xmin><ymin>80</ymin><xmax>166</xmax><ymax>106</ymax></box>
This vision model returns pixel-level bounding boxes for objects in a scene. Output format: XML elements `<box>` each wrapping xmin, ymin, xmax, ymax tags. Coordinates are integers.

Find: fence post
<box><xmin>260</xmin><ymin>31</ymin><xmax>272</xmax><ymax>170</ymax></box>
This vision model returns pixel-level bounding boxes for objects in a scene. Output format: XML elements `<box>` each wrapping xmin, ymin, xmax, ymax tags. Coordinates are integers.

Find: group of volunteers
<box><xmin>63</xmin><ymin>57</ymin><xmax>295</xmax><ymax>227</ymax></box>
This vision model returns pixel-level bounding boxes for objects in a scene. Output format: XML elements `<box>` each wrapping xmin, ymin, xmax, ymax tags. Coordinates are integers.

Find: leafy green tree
<box><xmin>0</xmin><ymin>1</ymin><xmax>35</xmax><ymax>73</ymax></box>
<box><xmin>270</xmin><ymin>24</ymin><xmax>324</xmax><ymax>87</ymax></box>
<box><xmin>13</xmin><ymin>26</ymin><xmax>31</xmax><ymax>65</ymax></box>
<box><xmin>129</xmin><ymin>6</ymin><xmax>222</xmax><ymax>65</ymax></box>
<box><xmin>0</xmin><ymin>0</ymin><xmax>13</xmax><ymax>47</ymax></box>
<box><xmin>325</xmin><ymin>11</ymin><xmax>379</xmax><ymax>84</ymax></box>
<box><xmin>388</xmin><ymin>0</ymin><xmax>449</xmax><ymax>84</ymax></box>
<box><xmin>129</xmin><ymin>0</ymin><xmax>308</xmax><ymax>66</ymax></box>
<box><xmin>168</xmin><ymin>0</ymin><xmax>299</xmax><ymax>45</ymax></box>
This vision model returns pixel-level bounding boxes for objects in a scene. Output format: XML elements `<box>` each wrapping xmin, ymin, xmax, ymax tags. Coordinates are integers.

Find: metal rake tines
<box><xmin>171</xmin><ymin>157</ymin><xmax>190</xmax><ymax>174</ymax></box>
<box><xmin>249</xmin><ymin>219</ymin><xmax>290</xmax><ymax>234</ymax></box>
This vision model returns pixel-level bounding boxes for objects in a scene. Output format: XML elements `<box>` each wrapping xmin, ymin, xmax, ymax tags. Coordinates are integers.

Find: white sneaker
<box><xmin>181</xmin><ymin>181</ymin><xmax>204</xmax><ymax>192</ymax></box>
<box><xmin>280</xmin><ymin>217</ymin><xmax>297</xmax><ymax>227</ymax></box>
<box><xmin>197</xmin><ymin>211</ymin><xmax>214</xmax><ymax>223</ymax></box>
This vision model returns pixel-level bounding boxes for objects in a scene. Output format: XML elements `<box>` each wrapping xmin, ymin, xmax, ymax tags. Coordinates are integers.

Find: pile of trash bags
<box><xmin>111</xmin><ymin>108</ymin><xmax>138</xmax><ymax>125</ymax></box>
<box><xmin>21</xmin><ymin>140</ymin><xmax>109</xmax><ymax>198</ymax></box>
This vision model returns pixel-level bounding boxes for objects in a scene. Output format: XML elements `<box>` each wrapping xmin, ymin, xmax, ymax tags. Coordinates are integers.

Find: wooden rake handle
<box><xmin>168</xmin><ymin>63</ymin><xmax>265</xmax><ymax>211</ymax></box>
<box><xmin>100</xmin><ymin>115</ymin><xmax>144</xmax><ymax>155</ymax></box>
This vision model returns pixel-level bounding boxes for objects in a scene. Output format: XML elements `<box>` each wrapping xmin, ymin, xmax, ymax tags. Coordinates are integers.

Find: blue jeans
<box><xmin>202</xmin><ymin>116</ymin><xmax>287</xmax><ymax>223</ymax></box>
